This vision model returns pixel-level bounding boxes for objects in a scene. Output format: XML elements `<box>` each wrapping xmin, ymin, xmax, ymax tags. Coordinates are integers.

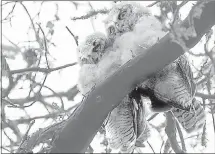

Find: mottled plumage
<box><xmin>77</xmin><ymin>32</ymin><xmax>119</xmax><ymax>95</ymax></box>
<box><xmin>104</xmin><ymin>1</ymin><xmax>206</xmax><ymax>137</ymax></box>
<box><xmin>104</xmin><ymin>2</ymin><xmax>151</xmax><ymax>43</ymax></box>
<box><xmin>77</xmin><ymin>32</ymin><xmax>150</xmax><ymax>153</ymax></box>
<box><xmin>172</xmin><ymin>98</ymin><xmax>206</xmax><ymax>133</ymax></box>
<box><xmin>77</xmin><ymin>32</ymin><xmax>108</xmax><ymax>66</ymax></box>
<box><xmin>104</xmin><ymin>2</ymin><xmax>195</xmax><ymax>112</ymax></box>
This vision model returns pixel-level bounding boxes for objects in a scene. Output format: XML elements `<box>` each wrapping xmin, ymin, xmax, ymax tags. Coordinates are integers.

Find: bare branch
<box><xmin>2</xmin><ymin>2</ymin><xmax>17</xmax><ymax>21</ymax></box>
<box><xmin>147</xmin><ymin>141</ymin><xmax>155</xmax><ymax>153</ymax></box>
<box><xmin>71</xmin><ymin>8</ymin><xmax>109</xmax><ymax>21</ymax></box>
<box><xmin>2</xmin><ymin>104</ymin><xmax>79</xmax><ymax>130</ymax></box>
<box><xmin>65</xmin><ymin>26</ymin><xmax>79</xmax><ymax>46</ymax></box>
<box><xmin>147</xmin><ymin>113</ymin><xmax>159</xmax><ymax>121</ymax></box>
<box><xmin>10</xmin><ymin>63</ymin><xmax>77</xmax><ymax>74</ymax></box>
<box><xmin>18</xmin><ymin>120</ymin><xmax>35</xmax><ymax>149</ymax></box>
<box><xmin>20</xmin><ymin>2</ymin><xmax>41</xmax><ymax>46</ymax></box>
<box><xmin>37</xmin><ymin>23</ymin><xmax>50</xmax><ymax>69</ymax></box>
<box><xmin>196</xmin><ymin>92</ymin><xmax>215</xmax><ymax>100</ymax></box>
<box><xmin>175</xmin><ymin>120</ymin><xmax>186</xmax><ymax>151</ymax></box>
<box><xmin>165</xmin><ymin>111</ymin><xmax>186</xmax><ymax>153</ymax></box>
<box><xmin>147</xmin><ymin>1</ymin><xmax>160</xmax><ymax>7</ymax></box>
<box><xmin>50</xmin><ymin>1</ymin><xmax>215</xmax><ymax>152</ymax></box>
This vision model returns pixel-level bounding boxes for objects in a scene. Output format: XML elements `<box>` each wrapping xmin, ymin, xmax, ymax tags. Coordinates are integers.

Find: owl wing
<box><xmin>105</xmin><ymin>95</ymin><xmax>137</xmax><ymax>153</ymax></box>
<box><xmin>148</xmin><ymin>54</ymin><xmax>195</xmax><ymax>110</ymax></box>
<box><xmin>176</xmin><ymin>54</ymin><xmax>196</xmax><ymax>98</ymax></box>
<box><xmin>172</xmin><ymin>98</ymin><xmax>206</xmax><ymax>133</ymax></box>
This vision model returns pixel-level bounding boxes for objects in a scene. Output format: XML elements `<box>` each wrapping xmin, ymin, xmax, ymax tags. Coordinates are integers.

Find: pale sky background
<box><xmin>1</xmin><ymin>1</ymin><xmax>215</xmax><ymax>153</ymax></box>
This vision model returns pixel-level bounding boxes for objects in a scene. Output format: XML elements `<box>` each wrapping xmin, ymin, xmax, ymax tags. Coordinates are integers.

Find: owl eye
<box><xmin>81</xmin><ymin>57</ymin><xmax>88</xmax><ymax>64</ymax></box>
<box><xmin>93</xmin><ymin>40</ymin><xmax>97</xmax><ymax>46</ymax></box>
<box><xmin>92</xmin><ymin>42</ymin><xmax>101</xmax><ymax>52</ymax></box>
<box><xmin>118</xmin><ymin>11</ymin><xmax>127</xmax><ymax>20</ymax></box>
<box><xmin>108</xmin><ymin>26</ymin><xmax>115</xmax><ymax>35</ymax></box>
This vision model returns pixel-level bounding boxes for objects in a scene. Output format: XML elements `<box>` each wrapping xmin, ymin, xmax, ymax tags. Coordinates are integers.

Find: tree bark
<box><xmin>50</xmin><ymin>1</ymin><xmax>215</xmax><ymax>153</ymax></box>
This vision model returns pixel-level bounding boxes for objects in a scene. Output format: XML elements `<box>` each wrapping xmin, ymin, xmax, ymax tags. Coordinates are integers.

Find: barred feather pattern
<box><xmin>104</xmin><ymin>2</ymin><xmax>196</xmax><ymax>111</ymax></box>
<box><xmin>141</xmin><ymin>54</ymin><xmax>196</xmax><ymax>111</ymax></box>
<box><xmin>105</xmin><ymin>96</ymin><xmax>136</xmax><ymax>153</ymax></box>
<box><xmin>105</xmin><ymin>95</ymin><xmax>150</xmax><ymax>153</ymax></box>
<box><xmin>136</xmin><ymin>122</ymin><xmax>151</xmax><ymax>144</ymax></box>
<box><xmin>77</xmin><ymin>32</ymin><xmax>151</xmax><ymax>153</ymax></box>
<box><xmin>172</xmin><ymin>98</ymin><xmax>206</xmax><ymax>133</ymax></box>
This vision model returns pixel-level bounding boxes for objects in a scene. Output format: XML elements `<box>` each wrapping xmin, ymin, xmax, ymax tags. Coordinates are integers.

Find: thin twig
<box><xmin>2</xmin><ymin>104</ymin><xmax>79</xmax><ymax>130</ymax></box>
<box><xmin>20</xmin><ymin>2</ymin><xmax>41</xmax><ymax>46</ymax></box>
<box><xmin>10</xmin><ymin>63</ymin><xmax>77</xmax><ymax>74</ymax></box>
<box><xmin>147</xmin><ymin>1</ymin><xmax>159</xmax><ymax>7</ymax></box>
<box><xmin>175</xmin><ymin>120</ymin><xmax>186</xmax><ymax>151</ymax></box>
<box><xmin>27</xmin><ymin>78</ymin><xmax>64</xmax><ymax>110</ymax></box>
<box><xmin>71</xmin><ymin>8</ymin><xmax>109</xmax><ymax>21</ymax></box>
<box><xmin>65</xmin><ymin>26</ymin><xmax>79</xmax><ymax>46</ymax></box>
<box><xmin>196</xmin><ymin>92</ymin><xmax>215</xmax><ymax>100</ymax></box>
<box><xmin>2</xmin><ymin>1</ymin><xmax>17</xmax><ymax>6</ymax></box>
<box><xmin>18</xmin><ymin>120</ymin><xmax>35</xmax><ymax>148</ymax></box>
<box><xmin>1</xmin><ymin>146</ymin><xmax>11</xmax><ymax>153</ymax></box>
<box><xmin>88</xmin><ymin>2</ymin><xmax>96</xmax><ymax>32</ymax></box>
<box><xmin>147</xmin><ymin>141</ymin><xmax>155</xmax><ymax>153</ymax></box>
<box><xmin>165</xmin><ymin>111</ymin><xmax>186</xmax><ymax>153</ymax></box>
<box><xmin>160</xmin><ymin>140</ymin><xmax>165</xmax><ymax>154</ymax></box>
<box><xmin>2</xmin><ymin>2</ymin><xmax>17</xmax><ymax>21</ymax></box>
<box><xmin>147</xmin><ymin>113</ymin><xmax>159</xmax><ymax>121</ymax></box>
<box><xmin>172</xmin><ymin>1</ymin><xmax>189</xmax><ymax>26</ymax></box>
<box><xmin>37</xmin><ymin>23</ymin><xmax>50</xmax><ymax>69</ymax></box>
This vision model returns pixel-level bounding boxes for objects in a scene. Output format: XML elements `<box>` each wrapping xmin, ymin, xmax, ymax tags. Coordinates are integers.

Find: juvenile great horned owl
<box><xmin>104</xmin><ymin>2</ymin><xmax>151</xmax><ymax>43</ymax></box>
<box><xmin>104</xmin><ymin>2</ymin><xmax>195</xmax><ymax>112</ymax></box>
<box><xmin>77</xmin><ymin>32</ymin><xmax>107</xmax><ymax>66</ymax></box>
<box><xmin>77</xmin><ymin>32</ymin><xmax>150</xmax><ymax>153</ymax></box>
<box><xmin>77</xmin><ymin>32</ymin><xmax>120</xmax><ymax>95</ymax></box>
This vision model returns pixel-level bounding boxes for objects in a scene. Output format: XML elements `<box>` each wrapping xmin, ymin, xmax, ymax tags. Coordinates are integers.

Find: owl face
<box><xmin>77</xmin><ymin>32</ymin><xmax>107</xmax><ymax>65</ymax></box>
<box><xmin>104</xmin><ymin>2</ymin><xmax>151</xmax><ymax>42</ymax></box>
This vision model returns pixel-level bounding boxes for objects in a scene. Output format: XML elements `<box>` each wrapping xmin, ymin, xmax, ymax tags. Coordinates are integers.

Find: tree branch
<box><xmin>196</xmin><ymin>92</ymin><xmax>215</xmax><ymax>100</ymax></box>
<box><xmin>71</xmin><ymin>8</ymin><xmax>109</xmax><ymax>20</ymax></box>
<box><xmin>50</xmin><ymin>1</ymin><xmax>215</xmax><ymax>153</ymax></box>
<box><xmin>175</xmin><ymin>119</ymin><xmax>186</xmax><ymax>151</ymax></box>
<box><xmin>10</xmin><ymin>63</ymin><xmax>77</xmax><ymax>74</ymax></box>
<box><xmin>165</xmin><ymin>112</ymin><xmax>185</xmax><ymax>153</ymax></box>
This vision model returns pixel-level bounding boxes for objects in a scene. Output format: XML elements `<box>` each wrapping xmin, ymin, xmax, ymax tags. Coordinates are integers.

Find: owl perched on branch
<box><xmin>77</xmin><ymin>32</ymin><xmax>150</xmax><ymax>153</ymax></box>
<box><xmin>104</xmin><ymin>1</ymin><xmax>206</xmax><ymax>133</ymax></box>
<box><xmin>104</xmin><ymin>1</ymin><xmax>195</xmax><ymax>112</ymax></box>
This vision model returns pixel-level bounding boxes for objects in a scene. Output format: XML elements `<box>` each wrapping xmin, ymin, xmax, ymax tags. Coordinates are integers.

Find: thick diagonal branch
<box><xmin>50</xmin><ymin>1</ymin><xmax>215</xmax><ymax>153</ymax></box>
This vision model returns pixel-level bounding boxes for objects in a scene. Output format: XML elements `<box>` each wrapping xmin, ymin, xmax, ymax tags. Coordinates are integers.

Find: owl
<box><xmin>104</xmin><ymin>2</ymin><xmax>195</xmax><ymax>112</ymax></box>
<box><xmin>104</xmin><ymin>93</ymin><xmax>150</xmax><ymax>153</ymax></box>
<box><xmin>77</xmin><ymin>32</ymin><xmax>108</xmax><ymax>66</ymax></box>
<box><xmin>104</xmin><ymin>2</ymin><xmax>152</xmax><ymax>43</ymax></box>
<box><xmin>77</xmin><ymin>32</ymin><xmax>120</xmax><ymax>95</ymax></box>
<box><xmin>172</xmin><ymin>98</ymin><xmax>206</xmax><ymax>133</ymax></box>
<box><xmin>77</xmin><ymin>32</ymin><xmax>150</xmax><ymax>153</ymax></box>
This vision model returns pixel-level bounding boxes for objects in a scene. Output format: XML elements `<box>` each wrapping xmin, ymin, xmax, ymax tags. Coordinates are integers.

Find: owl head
<box><xmin>104</xmin><ymin>2</ymin><xmax>151</xmax><ymax>42</ymax></box>
<box><xmin>77</xmin><ymin>32</ymin><xmax>108</xmax><ymax>65</ymax></box>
